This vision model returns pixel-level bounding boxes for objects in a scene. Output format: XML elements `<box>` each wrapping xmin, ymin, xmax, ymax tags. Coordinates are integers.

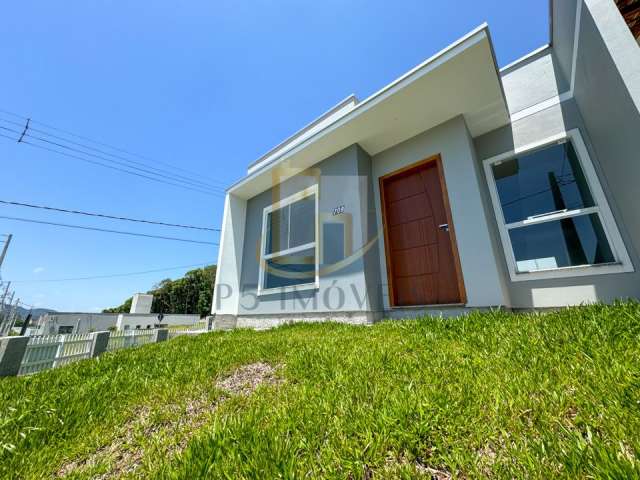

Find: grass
<box><xmin>1</xmin><ymin>302</ymin><xmax>640</xmax><ymax>479</ymax></box>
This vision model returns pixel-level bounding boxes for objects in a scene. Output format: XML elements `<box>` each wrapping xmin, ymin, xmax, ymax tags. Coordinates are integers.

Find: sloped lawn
<box><xmin>1</xmin><ymin>302</ymin><xmax>639</xmax><ymax>479</ymax></box>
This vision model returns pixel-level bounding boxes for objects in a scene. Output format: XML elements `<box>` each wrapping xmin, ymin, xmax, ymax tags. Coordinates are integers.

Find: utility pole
<box><xmin>19</xmin><ymin>311</ymin><xmax>33</xmax><ymax>336</ymax></box>
<box><xmin>7</xmin><ymin>298</ymin><xmax>20</xmax><ymax>334</ymax></box>
<box><xmin>0</xmin><ymin>291</ymin><xmax>15</xmax><ymax>335</ymax></box>
<box><xmin>0</xmin><ymin>281</ymin><xmax>10</xmax><ymax>311</ymax></box>
<box><xmin>0</xmin><ymin>234</ymin><xmax>12</xmax><ymax>270</ymax></box>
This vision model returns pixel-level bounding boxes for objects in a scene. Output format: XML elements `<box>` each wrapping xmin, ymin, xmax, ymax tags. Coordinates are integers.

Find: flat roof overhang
<box><xmin>230</xmin><ymin>24</ymin><xmax>510</xmax><ymax>200</ymax></box>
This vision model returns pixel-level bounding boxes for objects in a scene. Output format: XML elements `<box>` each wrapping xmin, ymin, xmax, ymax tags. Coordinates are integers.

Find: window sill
<box><xmin>510</xmin><ymin>261</ymin><xmax>634</xmax><ymax>282</ymax></box>
<box><xmin>257</xmin><ymin>282</ymin><xmax>319</xmax><ymax>297</ymax></box>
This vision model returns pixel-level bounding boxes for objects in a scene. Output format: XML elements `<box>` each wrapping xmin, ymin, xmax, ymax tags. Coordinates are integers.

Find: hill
<box><xmin>1</xmin><ymin>304</ymin><xmax>56</xmax><ymax>321</ymax></box>
<box><xmin>2</xmin><ymin>302</ymin><xmax>640</xmax><ymax>478</ymax></box>
<box><xmin>103</xmin><ymin>265</ymin><xmax>216</xmax><ymax>316</ymax></box>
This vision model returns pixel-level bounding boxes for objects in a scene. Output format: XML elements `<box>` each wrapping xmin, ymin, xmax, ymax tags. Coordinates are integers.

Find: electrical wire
<box><xmin>0</xmin><ymin>130</ymin><xmax>224</xmax><ymax>198</ymax></box>
<box><xmin>0</xmin><ymin>125</ymin><xmax>225</xmax><ymax>196</ymax></box>
<box><xmin>0</xmin><ymin>108</ymin><xmax>227</xmax><ymax>187</ymax></box>
<box><xmin>0</xmin><ymin>117</ymin><xmax>225</xmax><ymax>191</ymax></box>
<box><xmin>0</xmin><ymin>199</ymin><xmax>220</xmax><ymax>232</ymax></box>
<box><xmin>6</xmin><ymin>262</ymin><xmax>213</xmax><ymax>283</ymax></box>
<box><xmin>0</xmin><ymin>215</ymin><xmax>219</xmax><ymax>246</ymax></box>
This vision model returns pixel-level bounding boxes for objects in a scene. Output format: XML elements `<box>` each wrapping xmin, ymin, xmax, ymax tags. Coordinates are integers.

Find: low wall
<box><xmin>115</xmin><ymin>314</ymin><xmax>201</xmax><ymax>331</ymax></box>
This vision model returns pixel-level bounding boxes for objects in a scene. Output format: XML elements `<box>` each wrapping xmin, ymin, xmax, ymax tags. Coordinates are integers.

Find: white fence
<box><xmin>6</xmin><ymin>322</ymin><xmax>211</xmax><ymax>377</ymax></box>
<box><xmin>106</xmin><ymin>329</ymin><xmax>155</xmax><ymax>352</ymax></box>
<box><xmin>18</xmin><ymin>333</ymin><xmax>93</xmax><ymax>376</ymax></box>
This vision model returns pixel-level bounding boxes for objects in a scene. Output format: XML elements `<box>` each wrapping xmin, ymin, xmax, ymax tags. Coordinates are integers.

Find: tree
<box><xmin>103</xmin><ymin>297</ymin><xmax>132</xmax><ymax>314</ymax></box>
<box><xmin>103</xmin><ymin>265</ymin><xmax>216</xmax><ymax>317</ymax></box>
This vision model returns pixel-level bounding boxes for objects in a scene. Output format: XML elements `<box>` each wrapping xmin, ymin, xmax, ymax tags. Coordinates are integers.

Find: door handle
<box><xmin>438</xmin><ymin>223</ymin><xmax>449</xmax><ymax>232</ymax></box>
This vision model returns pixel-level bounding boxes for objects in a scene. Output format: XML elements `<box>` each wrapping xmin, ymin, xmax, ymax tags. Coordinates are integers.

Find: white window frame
<box><xmin>483</xmin><ymin>128</ymin><xmax>634</xmax><ymax>282</ymax></box>
<box><xmin>258</xmin><ymin>184</ymin><xmax>319</xmax><ymax>296</ymax></box>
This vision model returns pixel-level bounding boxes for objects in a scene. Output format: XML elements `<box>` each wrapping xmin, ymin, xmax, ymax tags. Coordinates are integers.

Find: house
<box><xmin>212</xmin><ymin>0</ymin><xmax>640</xmax><ymax>329</ymax></box>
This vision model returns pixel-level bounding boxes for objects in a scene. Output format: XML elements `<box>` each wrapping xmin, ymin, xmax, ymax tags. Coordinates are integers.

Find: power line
<box><xmin>0</xmin><ymin>117</ymin><xmax>225</xmax><ymax>191</ymax></box>
<box><xmin>23</xmin><ymin>128</ymin><xmax>226</xmax><ymax>193</ymax></box>
<box><xmin>0</xmin><ymin>125</ymin><xmax>225</xmax><ymax>197</ymax></box>
<box><xmin>0</xmin><ymin>215</ymin><xmax>219</xmax><ymax>246</ymax></box>
<box><xmin>0</xmin><ymin>108</ymin><xmax>228</xmax><ymax>187</ymax></box>
<box><xmin>6</xmin><ymin>262</ymin><xmax>213</xmax><ymax>283</ymax></box>
<box><xmin>0</xmin><ymin>130</ymin><xmax>224</xmax><ymax>198</ymax></box>
<box><xmin>0</xmin><ymin>199</ymin><xmax>220</xmax><ymax>232</ymax></box>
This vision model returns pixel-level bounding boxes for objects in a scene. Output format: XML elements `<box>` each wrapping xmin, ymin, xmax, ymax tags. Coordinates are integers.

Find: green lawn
<box><xmin>1</xmin><ymin>302</ymin><xmax>640</xmax><ymax>479</ymax></box>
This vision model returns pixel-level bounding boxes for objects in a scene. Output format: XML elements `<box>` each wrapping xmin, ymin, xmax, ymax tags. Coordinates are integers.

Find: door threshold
<box><xmin>391</xmin><ymin>303</ymin><xmax>466</xmax><ymax>310</ymax></box>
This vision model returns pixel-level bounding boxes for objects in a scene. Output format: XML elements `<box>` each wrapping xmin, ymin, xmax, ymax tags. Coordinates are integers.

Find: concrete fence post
<box><xmin>0</xmin><ymin>336</ymin><xmax>29</xmax><ymax>377</ymax></box>
<box><xmin>153</xmin><ymin>328</ymin><xmax>168</xmax><ymax>343</ymax></box>
<box><xmin>90</xmin><ymin>331</ymin><xmax>111</xmax><ymax>358</ymax></box>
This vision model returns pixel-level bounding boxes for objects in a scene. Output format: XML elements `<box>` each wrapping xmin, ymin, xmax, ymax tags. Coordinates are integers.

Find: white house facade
<box><xmin>212</xmin><ymin>0</ymin><xmax>640</xmax><ymax>329</ymax></box>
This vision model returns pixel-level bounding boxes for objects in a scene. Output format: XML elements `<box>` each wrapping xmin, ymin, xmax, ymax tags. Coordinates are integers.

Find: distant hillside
<box><xmin>103</xmin><ymin>265</ymin><xmax>216</xmax><ymax>317</ymax></box>
<box><xmin>1</xmin><ymin>305</ymin><xmax>56</xmax><ymax>323</ymax></box>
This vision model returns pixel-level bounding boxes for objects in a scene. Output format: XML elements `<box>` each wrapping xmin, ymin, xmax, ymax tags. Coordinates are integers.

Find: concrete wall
<box><xmin>371</xmin><ymin>116</ymin><xmax>509</xmax><ymax>310</ymax></box>
<box><xmin>115</xmin><ymin>313</ymin><xmax>201</xmax><ymax>330</ymax></box>
<box><xmin>212</xmin><ymin>193</ymin><xmax>247</xmax><ymax>315</ymax></box>
<box><xmin>130</xmin><ymin>294</ymin><xmax>153</xmax><ymax>314</ymax></box>
<box><xmin>573</xmin><ymin>0</ymin><xmax>640</xmax><ymax>264</ymax></box>
<box><xmin>234</xmin><ymin>144</ymin><xmax>382</xmax><ymax>321</ymax></box>
<box><xmin>37</xmin><ymin>313</ymin><xmax>119</xmax><ymax>335</ymax></box>
<box><xmin>552</xmin><ymin>0</ymin><xmax>579</xmax><ymax>88</ymax></box>
<box><xmin>501</xmin><ymin>49</ymin><xmax>570</xmax><ymax>115</ymax></box>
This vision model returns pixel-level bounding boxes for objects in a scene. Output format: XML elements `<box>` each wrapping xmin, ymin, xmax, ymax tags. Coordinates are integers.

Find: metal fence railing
<box><xmin>18</xmin><ymin>333</ymin><xmax>93</xmax><ymax>376</ymax></box>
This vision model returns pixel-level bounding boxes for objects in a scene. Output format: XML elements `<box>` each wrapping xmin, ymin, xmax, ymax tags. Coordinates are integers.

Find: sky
<box><xmin>0</xmin><ymin>0</ymin><xmax>549</xmax><ymax>312</ymax></box>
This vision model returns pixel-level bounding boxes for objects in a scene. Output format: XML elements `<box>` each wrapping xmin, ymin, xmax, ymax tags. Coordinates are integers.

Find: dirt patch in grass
<box><xmin>379</xmin><ymin>452</ymin><xmax>453</xmax><ymax>479</ymax></box>
<box><xmin>215</xmin><ymin>361</ymin><xmax>282</xmax><ymax>396</ymax></box>
<box><xmin>57</xmin><ymin>362</ymin><xmax>283</xmax><ymax>479</ymax></box>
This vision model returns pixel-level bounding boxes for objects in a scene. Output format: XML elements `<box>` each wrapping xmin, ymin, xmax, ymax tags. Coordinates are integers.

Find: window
<box><xmin>259</xmin><ymin>185</ymin><xmax>319</xmax><ymax>294</ymax></box>
<box><xmin>484</xmin><ymin>129</ymin><xmax>633</xmax><ymax>281</ymax></box>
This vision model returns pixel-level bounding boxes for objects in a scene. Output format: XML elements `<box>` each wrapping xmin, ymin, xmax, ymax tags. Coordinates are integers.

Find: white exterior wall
<box><xmin>212</xmin><ymin>193</ymin><xmax>247</xmax><ymax>315</ymax></box>
<box><xmin>37</xmin><ymin>313</ymin><xmax>119</xmax><ymax>335</ymax></box>
<box><xmin>371</xmin><ymin>116</ymin><xmax>509</xmax><ymax>310</ymax></box>
<box><xmin>116</xmin><ymin>313</ymin><xmax>201</xmax><ymax>330</ymax></box>
<box><xmin>130</xmin><ymin>294</ymin><xmax>153</xmax><ymax>314</ymax></box>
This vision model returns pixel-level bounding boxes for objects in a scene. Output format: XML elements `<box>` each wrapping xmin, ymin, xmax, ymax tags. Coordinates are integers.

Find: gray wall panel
<box><xmin>238</xmin><ymin>145</ymin><xmax>379</xmax><ymax>315</ymax></box>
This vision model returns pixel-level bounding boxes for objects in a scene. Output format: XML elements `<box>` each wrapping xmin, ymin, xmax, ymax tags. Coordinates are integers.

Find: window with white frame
<box><xmin>484</xmin><ymin>129</ymin><xmax>633</xmax><ymax>281</ymax></box>
<box><xmin>259</xmin><ymin>185</ymin><xmax>319</xmax><ymax>293</ymax></box>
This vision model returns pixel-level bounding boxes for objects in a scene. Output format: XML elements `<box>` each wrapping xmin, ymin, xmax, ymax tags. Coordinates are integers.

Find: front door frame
<box><xmin>379</xmin><ymin>153</ymin><xmax>467</xmax><ymax>307</ymax></box>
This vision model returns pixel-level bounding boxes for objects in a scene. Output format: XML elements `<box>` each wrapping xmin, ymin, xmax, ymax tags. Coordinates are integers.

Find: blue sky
<box><xmin>0</xmin><ymin>0</ymin><xmax>548</xmax><ymax>312</ymax></box>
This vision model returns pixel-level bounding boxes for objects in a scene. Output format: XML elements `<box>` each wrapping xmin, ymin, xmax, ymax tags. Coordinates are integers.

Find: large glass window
<box><xmin>485</xmin><ymin>132</ymin><xmax>631</xmax><ymax>279</ymax></box>
<box><xmin>260</xmin><ymin>187</ymin><xmax>318</xmax><ymax>292</ymax></box>
<box><xmin>492</xmin><ymin>142</ymin><xmax>595</xmax><ymax>224</ymax></box>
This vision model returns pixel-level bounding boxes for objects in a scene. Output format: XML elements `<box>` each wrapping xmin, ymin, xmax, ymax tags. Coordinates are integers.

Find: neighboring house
<box><xmin>212</xmin><ymin>0</ymin><xmax>640</xmax><ymax>329</ymax></box>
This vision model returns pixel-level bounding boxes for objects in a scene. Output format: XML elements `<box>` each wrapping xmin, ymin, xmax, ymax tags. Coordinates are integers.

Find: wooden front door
<box><xmin>380</xmin><ymin>155</ymin><xmax>466</xmax><ymax>307</ymax></box>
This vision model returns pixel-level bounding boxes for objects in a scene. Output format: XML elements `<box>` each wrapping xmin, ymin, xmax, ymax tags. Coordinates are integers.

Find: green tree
<box><xmin>103</xmin><ymin>265</ymin><xmax>216</xmax><ymax>317</ymax></box>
